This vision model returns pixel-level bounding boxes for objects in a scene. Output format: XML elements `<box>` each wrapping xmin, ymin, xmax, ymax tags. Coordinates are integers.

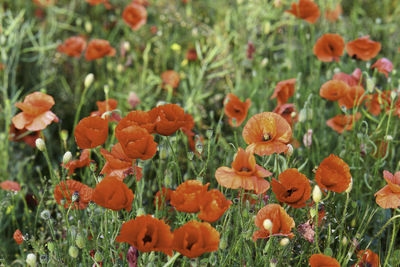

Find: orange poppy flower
<box><xmin>92</xmin><ymin>175</ymin><xmax>134</xmax><ymax>211</ymax></box>
<box><xmin>116</xmin><ymin>215</ymin><xmax>173</xmax><ymax>256</ymax></box>
<box><xmin>313</xmin><ymin>34</ymin><xmax>345</xmax><ymax>62</ymax></box>
<box><xmin>161</xmin><ymin>70</ymin><xmax>180</xmax><ymax>90</ymax></box>
<box><xmin>91</xmin><ymin>98</ymin><xmax>121</xmax><ymax>122</ymax></box>
<box><xmin>57</xmin><ymin>36</ymin><xmax>87</xmax><ymax>58</ymax></box>
<box><xmin>309</xmin><ymin>254</ymin><xmax>340</xmax><ymax>267</ymax></box>
<box><xmin>253</xmin><ymin>204</ymin><xmax>295</xmax><ymax>241</ymax></box>
<box><xmin>74</xmin><ymin>116</ymin><xmax>109</xmax><ymax>149</ymax></box>
<box><xmin>100</xmin><ymin>143</ymin><xmax>143</xmax><ymax>181</ymax></box>
<box><xmin>122</xmin><ymin>3</ymin><xmax>147</xmax><ymax>31</ymax></box>
<box><xmin>333</xmin><ymin>68</ymin><xmax>362</xmax><ymax>87</ymax></box>
<box><xmin>319</xmin><ymin>80</ymin><xmax>348</xmax><ymax>101</ymax></box>
<box><xmin>148</xmin><ymin>104</ymin><xmax>191</xmax><ymax>136</ymax></box>
<box><xmin>172</xmin><ymin>220</ymin><xmax>220</xmax><ymax>258</ymax></box>
<box><xmin>353</xmin><ymin>249</ymin><xmax>379</xmax><ymax>267</ymax></box>
<box><xmin>273</xmin><ymin>103</ymin><xmax>298</xmax><ymax>127</ymax></box>
<box><xmin>315</xmin><ymin>154</ymin><xmax>351</xmax><ymax>193</ymax></box>
<box><xmin>325</xmin><ymin>4</ymin><xmax>342</xmax><ymax>22</ymax></box>
<box><xmin>154</xmin><ymin>188</ymin><xmax>174</xmax><ymax>210</ymax></box>
<box><xmin>186</xmin><ymin>48</ymin><xmax>198</xmax><ymax>61</ymax></box>
<box><xmin>270</xmin><ymin>78</ymin><xmax>296</xmax><ymax>106</ymax></box>
<box><xmin>364</xmin><ymin>93</ymin><xmax>388</xmax><ymax>116</ymax></box>
<box><xmin>375</xmin><ymin>170</ymin><xmax>400</xmax><ymax>209</ymax></box>
<box><xmin>242</xmin><ymin>112</ymin><xmax>292</xmax><ymax>156</ymax></box>
<box><xmin>224</xmin><ymin>93</ymin><xmax>251</xmax><ymax>127</ymax></box>
<box><xmin>54</xmin><ymin>179</ymin><xmax>94</xmax><ymax>209</ymax></box>
<box><xmin>116</xmin><ymin>110</ymin><xmax>155</xmax><ymax>134</ymax></box>
<box><xmin>271</xmin><ymin>168</ymin><xmax>311</xmax><ymax>208</ymax></box>
<box><xmin>85</xmin><ymin>39</ymin><xmax>116</xmax><ymax>61</ymax></box>
<box><xmin>115</xmin><ymin>125</ymin><xmax>157</xmax><ymax>160</ymax></box>
<box><xmin>285</xmin><ymin>0</ymin><xmax>320</xmax><ymax>24</ymax></box>
<box><xmin>12</xmin><ymin>92</ymin><xmax>58</xmax><ymax>131</ymax></box>
<box><xmin>215</xmin><ymin>148</ymin><xmax>272</xmax><ymax>194</ymax></box>
<box><xmin>198</xmin><ymin>189</ymin><xmax>232</xmax><ymax>223</ymax></box>
<box><xmin>85</xmin><ymin>0</ymin><xmax>111</xmax><ymax>8</ymax></box>
<box><xmin>9</xmin><ymin>123</ymin><xmax>40</xmax><ymax>148</ymax></box>
<box><xmin>0</xmin><ymin>180</ymin><xmax>21</xmax><ymax>191</ymax></box>
<box><xmin>170</xmin><ymin>180</ymin><xmax>209</xmax><ymax>213</ymax></box>
<box><xmin>338</xmin><ymin>85</ymin><xmax>365</xmax><ymax>109</ymax></box>
<box><xmin>63</xmin><ymin>149</ymin><xmax>92</xmax><ymax>175</ymax></box>
<box><xmin>13</xmin><ymin>229</ymin><xmax>24</xmax><ymax>245</ymax></box>
<box><xmin>326</xmin><ymin>112</ymin><xmax>361</xmax><ymax>134</ymax></box>
<box><xmin>182</xmin><ymin>128</ymin><xmax>203</xmax><ymax>157</ymax></box>
<box><xmin>371</xmin><ymin>58</ymin><xmax>393</xmax><ymax>78</ymax></box>
<box><xmin>345</xmin><ymin>36</ymin><xmax>381</xmax><ymax>61</ymax></box>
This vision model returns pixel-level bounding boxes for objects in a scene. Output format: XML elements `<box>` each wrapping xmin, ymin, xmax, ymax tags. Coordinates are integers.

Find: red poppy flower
<box><xmin>57</xmin><ymin>36</ymin><xmax>87</xmax><ymax>58</ymax></box>
<box><xmin>353</xmin><ymin>249</ymin><xmax>379</xmax><ymax>267</ymax></box>
<box><xmin>54</xmin><ymin>179</ymin><xmax>94</xmax><ymax>209</ymax></box>
<box><xmin>9</xmin><ymin>123</ymin><xmax>40</xmax><ymax>148</ymax></box>
<box><xmin>116</xmin><ymin>215</ymin><xmax>173</xmax><ymax>256</ymax></box>
<box><xmin>224</xmin><ymin>93</ymin><xmax>251</xmax><ymax>127</ymax></box>
<box><xmin>74</xmin><ymin>116</ymin><xmax>109</xmax><ymax>149</ymax></box>
<box><xmin>326</xmin><ymin>113</ymin><xmax>361</xmax><ymax>134</ymax></box>
<box><xmin>198</xmin><ymin>189</ymin><xmax>232</xmax><ymax>223</ymax></box>
<box><xmin>333</xmin><ymin>68</ymin><xmax>362</xmax><ymax>87</ymax></box>
<box><xmin>313</xmin><ymin>34</ymin><xmax>345</xmax><ymax>62</ymax></box>
<box><xmin>12</xmin><ymin>92</ymin><xmax>58</xmax><ymax>131</ymax></box>
<box><xmin>154</xmin><ymin>188</ymin><xmax>174</xmax><ymax>210</ymax></box>
<box><xmin>315</xmin><ymin>154</ymin><xmax>351</xmax><ymax>193</ymax></box>
<box><xmin>91</xmin><ymin>98</ymin><xmax>121</xmax><ymax>122</ymax></box>
<box><xmin>338</xmin><ymin>85</ymin><xmax>365</xmax><ymax>109</ymax></box>
<box><xmin>100</xmin><ymin>143</ymin><xmax>143</xmax><ymax>181</ymax></box>
<box><xmin>253</xmin><ymin>204</ymin><xmax>295</xmax><ymax>241</ymax></box>
<box><xmin>170</xmin><ymin>180</ymin><xmax>209</xmax><ymax>213</ymax></box>
<box><xmin>13</xmin><ymin>229</ymin><xmax>24</xmax><ymax>245</ymax></box>
<box><xmin>270</xmin><ymin>78</ymin><xmax>296</xmax><ymax>106</ymax></box>
<box><xmin>92</xmin><ymin>175</ymin><xmax>134</xmax><ymax>211</ymax></box>
<box><xmin>375</xmin><ymin>170</ymin><xmax>400</xmax><ymax>209</ymax></box>
<box><xmin>122</xmin><ymin>3</ymin><xmax>147</xmax><ymax>31</ymax></box>
<box><xmin>273</xmin><ymin>103</ymin><xmax>298</xmax><ymax>127</ymax></box>
<box><xmin>85</xmin><ymin>39</ymin><xmax>116</xmax><ymax>61</ymax></box>
<box><xmin>285</xmin><ymin>0</ymin><xmax>320</xmax><ymax>24</ymax></box>
<box><xmin>115</xmin><ymin>125</ymin><xmax>157</xmax><ymax>160</ymax></box>
<box><xmin>215</xmin><ymin>148</ymin><xmax>271</xmax><ymax>194</ymax></box>
<box><xmin>0</xmin><ymin>180</ymin><xmax>21</xmax><ymax>191</ymax></box>
<box><xmin>148</xmin><ymin>104</ymin><xmax>191</xmax><ymax>136</ymax></box>
<box><xmin>186</xmin><ymin>48</ymin><xmax>198</xmax><ymax>61</ymax></box>
<box><xmin>161</xmin><ymin>70</ymin><xmax>180</xmax><ymax>90</ymax></box>
<box><xmin>309</xmin><ymin>254</ymin><xmax>340</xmax><ymax>267</ymax></box>
<box><xmin>345</xmin><ymin>36</ymin><xmax>381</xmax><ymax>61</ymax></box>
<box><xmin>364</xmin><ymin>93</ymin><xmax>388</xmax><ymax>116</ymax></box>
<box><xmin>271</xmin><ymin>168</ymin><xmax>311</xmax><ymax>208</ymax></box>
<box><xmin>63</xmin><ymin>149</ymin><xmax>92</xmax><ymax>175</ymax></box>
<box><xmin>116</xmin><ymin>110</ymin><xmax>155</xmax><ymax>134</ymax></box>
<box><xmin>172</xmin><ymin>221</ymin><xmax>220</xmax><ymax>258</ymax></box>
<box><xmin>371</xmin><ymin>58</ymin><xmax>393</xmax><ymax>78</ymax></box>
<box><xmin>319</xmin><ymin>80</ymin><xmax>348</xmax><ymax>101</ymax></box>
<box><xmin>325</xmin><ymin>4</ymin><xmax>342</xmax><ymax>22</ymax></box>
<box><xmin>242</xmin><ymin>112</ymin><xmax>292</xmax><ymax>156</ymax></box>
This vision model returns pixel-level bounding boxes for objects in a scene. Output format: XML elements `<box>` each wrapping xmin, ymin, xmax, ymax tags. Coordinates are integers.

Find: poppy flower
<box><xmin>224</xmin><ymin>93</ymin><xmax>251</xmax><ymax>127</ymax></box>
<box><xmin>182</xmin><ymin>128</ymin><xmax>203</xmax><ymax>157</ymax></box>
<box><xmin>198</xmin><ymin>189</ymin><xmax>232</xmax><ymax>223</ymax></box>
<box><xmin>319</xmin><ymin>80</ymin><xmax>348</xmax><ymax>101</ymax></box>
<box><xmin>57</xmin><ymin>36</ymin><xmax>87</xmax><ymax>58</ymax></box>
<box><xmin>172</xmin><ymin>220</ymin><xmax>219</xmax><ymax>258</ymax></box>
<box><xmin>375</xmin><ymin>170</ymin><xmax>400</xmax><ymax>209</ymax></box>
<box><xmin>116</xmin><ymin>215</ymin><xmax>173</xmax><ymax>256</ymax></box>
<box><xmin>54</xmin><ymin>179</ymin><xmax>94</xmax><ymax>209</ymax></box>
<box><xmin>315</xmin><ymin>154</ymin><xmax>351</xmax><ymax>193</ymax></box>
<box><xmin>148</xmin><ymin>104</ymin><xmax>191</xmax><ymax>136</ymax></box>
<box><xmin>338</xmin><ymin>85</ymin><xmax>365</xmax><ymax>109</ymax></box>
<box><xmin>285</xmin><ymin>0</ymin><xmax>320</xmax><ymax>24</ymax></box>
<box><xmin>326</xmin><ymin>113</ymin><xmax>361</xmax><ymax>134</ymax></box>
<box><xmin>333</xmin><ymin>68</ymin><xmax>362</xmax><ymax>87</ymax></box>
<box><xmin>154</xmin><ymin>188</ymin><xmax>174</xmax><ymax>210</ymax></box>
<box><xmin>63</xmin><ymin>149</ymin><xmax>92</xmax><ymax>175</ymax></box>
<box><xmin>270</xmin><ymin>78</ymin><xmax>296</xmax><ymax>106</ymax></box>
<box><xmin>0</xmin><ymin>180</ymin><xmax>21</xmax><ymax>191</ymax></box>
<box><xmin>91</xmin><ymin>98</ymin><xmax>121</xmax><ymax>122</ymax></box>
<box><xmin>161</xmin><ymin>70</ymin><xmax>180</xmax><ymax>90</ymax></box>
<box><xmin>309</xmin><ymin>254</ymin><xmax>340</xmax><ymax>267</ymax></box>
<box><xmin>371</xmin><ymin>58</ymin><xmax>393</xmax><ymax>78</ymax></box>
<box><xmin>345</xmin><ymin>36</ymin><xmax>381</xmax><ymax>61</ymax></box>
<box><xmin>353</xmin><ymin>249</ymin><xmax>379</xmax><ymax>267</ymax></box>
<box><xmin>325</xmin><ymin>4</ymin><xmax>342</xmax><ymax>22</ymax></box>
<box><xmin>253</xmin><ymin>204</ymin><xmax>295</xmax><ymax>241</ymax></box>
<box><xmin>364</xmin><ymin>93</ymin><xmax>384</xmax><ymax>116</ymax></box>
<box><xmin>215</xmin><ymin>148</ymin><xmax>272</xmax><ymax>194</ymax></box>
<box><xmin>33</xmin><ymin>0</ymin><xmax>54</xmax><ymax>6</ymax></box>
<box><xmin>9</xmin><ymin>123</ymin><xmax>40</xmax><ymax>148</ymax></box>
<box><xmin>271</xmin><ymin>168</ymin><xmax>311</xmax><ymax>208</ymax></box>
<box><xmin>100</xmin><ymin>143</ymin><xmax>143</xmax><ymax>181</ymax></box>
<box><xmin>92</xmin><ymin>175</ymin><xmax>134</xmax><ymax>211</ymax></box>
<box><xmin>13</xmin><ymin>229</ymin><xmax>24</xmax><ymax>245</ymax></box>
<box><xmin>116</xmin><ymin>110</ymin><xmax>155</xmax><ymax>134</ymax></box>
<box><xmin>170</xmin><ymin>180</ymin><xmax>209</xmax><ymax>213</ymax></box>
<box><xmin>12</xmin><ymin>92</ymin><xmax>58</xmax><ymax>131</ymax></box>
<box><xmin>242</xmin><ymin>112</ymin><xmax>292</xmax><ymax>156</ymax></box>
<box><xmin>115</xmin><ymin>125</ymin><xmax>157</xmax><ymax>160</ymax></box>
<box><xmin>133</xmin><ymin>0</ymin><xmax>150</xmax><ymax>6</ymax></box>
<box><xmin>85</xmin><ymin>0</ymin><xmax>111</xmax><ymax>8</ymax></box>
<box><xmin>74</xmin><ymin>116</ymin><xmax>109</xmax><ymax>149</ymax></box>
<box><xmin>186</xmin><ymin>48</ymin><xmax>198</xmax><ymax>61</ymax></box>
<box><xmin>85</xmin><ymin>39</ymin><xmax>116</xmax><ymax>61</ymax></box>
<box><xmin>313</xmin><ymin>34</ymin><xmax>345</xmax><ymax>62</ymax></box>
<box><xmin>122</xmin><ymin>3</ymin><xmax>147</xmax><ymax>31</ymax></box>
<box><xmin>273</xmin><ymin>103</ymin><xmax>298</xmax><ymax>127</ymax></box>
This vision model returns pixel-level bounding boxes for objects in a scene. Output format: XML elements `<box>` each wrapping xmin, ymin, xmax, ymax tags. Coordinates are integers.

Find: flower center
<box><xmin>143</xmin><ymin>234</ymin><xmax>152</xmax><ymax>244</ymax></box>
<box><xmin>240</xmin><ymin>167</ymin><xmax>250</xmax><ymax>172</ymax></box>
<box><xmin>262</xmin><ymin>133</ymin><xmax>271</xmax><ymax>141</ymax></box>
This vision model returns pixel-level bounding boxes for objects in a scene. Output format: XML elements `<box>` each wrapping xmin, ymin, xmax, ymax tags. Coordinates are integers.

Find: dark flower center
<box><xmin>262</xmin><ymin>133</ymin><xmax>271</xmax><ymax>141</ymax></box>
<box><xmin>186</xmin><ymin>241</ymin><xmax>195</xmax><ymax>250</ymax></box>
<box><xmin>240</xmin><ymin>167</ymin><xmax>250</xmax><ymax>172</ymax></box>
<box><xmin>285</xmin><ymin>188</ymin><xmax>297</xmax><ymax>197</ymax></box>
<box><xmin>143</xmin><ymin>234</ymin><xmax>152</xmax><ymax>244</ymax></box>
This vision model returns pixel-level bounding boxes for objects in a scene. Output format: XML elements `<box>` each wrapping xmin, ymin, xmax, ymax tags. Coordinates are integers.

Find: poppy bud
<box><xmin>69</xmin><ymin>246</ymin><xmax>79</xmax><ymax>258</ymax></box>
<box><xmin>94</xmin><ymin>251</ymin><xmax>103</xmax><ymax>262</ymax></box>
<box><xmin>35</xmin><ymin>138</ymin><xmax>45</xmax><ymax>151</ymax></box>
<box><xmin>123</xmin><ymin>41</ymin><xmax>130</xmax><ymax>52</ymax></box>
<box><xmin>136</xmin><ymin>207</ymin><xmax>145</xmax><ymax>216</ymax></box>
<box><xmin>39</xmin><ymin>254</ymin><xmax>48</xmax><ymax>264</ymax></box>
<box><xmin>312</xmin><ymin>185</ymin><xmax>322</xmax><ymax>203</ymax></box>
<box><xmin>345</xmin><ymin>178</ymin><xmax>353</xmax><ymax>193</ymax></box>
<box><xmin>366</xmin><ymin>77</ymin><xmax>375</xmax><ymax>93</ymax></box>
<box><xmin>263</xmin><ymin>219</ymin><xmax>273</xmax><ymax>231</ymax></box>
<box><xmin>84</xmin><ymin>21</ymin><xmax>92</xmax><ymax>33</ymax></box>
<box><xmin>84</xmin><ymin>73</ymin><xmax>94</xmax><ymax>88</ymax></box>
<box><xmin>385</xmin><ymin>135</ymin><xmax>393</xmax><ymax>141</ymax></box>
<box><xmin>26</xmin><ymin>253</ymin><xmax>37</xmax><ymax>267</ymax></box>
<box><xmin>75</xmin><ymin>234</ymin><xmax>85</xmax><ymax>249</ymax></box>
<box><xmin>342</xmin><ymin>236</ymin><xmax>348</xmax><ymax>246</ymax></box>
<box><xmin>117</xmin><ymin>64</ymin><xmax>124</xmax><ymax>73</ymax></box>
<box><xmin>280</xmin><ymin>238</ymin><xmax>289</xmax><ymax>247</ymax></box>
<box><xmin>219</xmin><ymin>236</ymin><xmax>228</xmax><ymax>250</ymax></box>
<box><xmin>286</xmin><ymin>144</ymin><xmax>293</xmax><ymax>157</ymax></box>
<box><xmin>63</xmin><ymin>151</ymin><xmax>72</xmax><ymax>165</ymax></box>
<box><xmin>351</xmin><ymin>218</ymin><xmax>356</xmax><ymax>228</ymax></box>
<box><xmin>47</xmin><ymin>242</ymin><xmax>55</xmax><ymax>252</ymax></box>
<box><xmin>171</xmin><ymin>43</ymin><xmax>181</xmax><ymax>51</ymax></box>
<box><xmin>298</xmin><ymin>109</ymin><xmax>307</xmax><ymax>122</ymax></box>
<box><xmin>60</xmin><ymin>130</ymin><xmax>68</xmax><ymax>141</ymax></box>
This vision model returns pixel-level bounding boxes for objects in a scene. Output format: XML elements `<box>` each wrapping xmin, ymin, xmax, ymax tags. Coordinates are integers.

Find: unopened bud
<box><xmin>312</xmin><ymin>185</ymin><xmax>322</xmax><ymax>203</ymax></box>
<box><xmin>63</xmin><ymin>151</ymin><xmax>72</xmax><ymax>165</ymax></box>
<box><xmin>75</xmin><ymin>234</ymin><xmax>85</xmax><ymax>249</ymax></box>
<box><xmin>84</xmin><ymin>73</ymin><xmax>94</xmax><ymax>88</ymax></box>
<box><xmin>47</xmin><ymin>242</ymin><xmax>55</xmax><ymax>252</ymax></box>
<box><xmin>280</xmin><ymin>238</ymin><xmax>289</xmax><ymax>247</ymax></box>
<box><xmin>35</xmin><ymin>138</ymin><xmax>45</xmax><ymax>151</ymax></box>
<box><xmin>68</xmin><ymin>246</ymin><xmax>79</xmax><ymax>258</ymax></box>
<box><xmin>342</xmin><ymin>236</ymin><xmax>348</xmax><ymax>246</ymax></box>
<box><xmin>60</xmin><ymin>130</ymin><xmax>68</xmax><ymax>141</ymax></box>
<box><xmin>263</xmin><ymin>219</ymin><xmax>273</xmax><ymax>231</ymax></box>
<box><xmin>298</xmin><ymin>109</ymin><xmax>307</xmax><ymax>122</ymax></box>
<box><xmin>26</xmin><ymin>253</ymin><xmax>37</xmax><ymax>267</ymax></box>
<box><xmin>171</xmin><ymin>43</ymin><xmax>181</xmax><ymax>51</ymax></box>
<box><xmin>345</xmin><ymin>178</ymin><xmax>353</xmax><ymax>193</ymax></box>
<box><xmin>84</xmin><ymin>21</ymin><xmax>92</xmax><ymax>33</ymax></box>
<box><xmin>219</xmin><ymin>237</ymin><xmax>228</xmax><ymax>250</ymax></box>
<box><xmin>116</xmin><ymin>64</ymin><xmax>124</xmax><ymax>73</ymax></box>
<box><xmin>123</xmin><ymin>41</ymin><xmax>130</xmax><ymax>51</ymax></box>
<box><xmin>286</xmin><ymin>144</ymin><xmax>293</xmax><ymax>157</ymax></box>
<box><xmin>136</xmin><ymin>208</ymin><xmax>145</xmax><ymax>216</ymax></box>
<box><xmin>385</xmin><ymin>135</ymin><xmax>393</xmax><ymax>141</ymax></box>
<box><xmin>366</xmin><ymin>78</ymin><xmax>375</xmax><ymax>93</ymax></box>
<box><xmin>94</xmin><ymin>251</ymin><xmax>103</xmax><ymax>262</ymax></box>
